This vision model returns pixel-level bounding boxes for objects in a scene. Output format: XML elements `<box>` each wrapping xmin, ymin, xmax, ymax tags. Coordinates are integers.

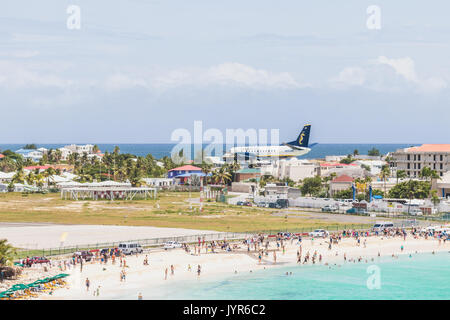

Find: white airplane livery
<box><xmin>224</xmin><ymin>125</ymin><xmax>316</xmax><ymax>162</ymax></box>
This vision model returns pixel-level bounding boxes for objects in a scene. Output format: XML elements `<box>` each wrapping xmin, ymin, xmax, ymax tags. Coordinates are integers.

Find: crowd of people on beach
<box><xmin>7</xmin><ymin>223</ymin><xmax>448</xmax><ymax>300</ymax></box>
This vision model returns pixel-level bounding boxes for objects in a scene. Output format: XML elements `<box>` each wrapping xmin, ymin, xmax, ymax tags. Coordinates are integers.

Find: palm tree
<box><xmin>379</xmin><ymin>165</ymin><xmax>390</xmax><ymax>197</ymax></box>
<box><xmin>0</xmin><ymin>239</ymin><xmax>16</xmax><ymax>267</ymax></box>
<box><xmin>34</xmin><ymin>174</ymin><xmax>45</xmax><ymax>189</ymax></box>
<box><xmin>212</xmin><ymin>167</ymin><xmax>232</xmax><ymax>185</ymax></box>
<box><xmin>12</xmin><ymin>168</ymin><xmax>25</xmax><ymax>184</ymax></box>
<box><xmin>396</xmin><ymin>170</ymin><xmax>407</xmax><ymax>184</ymax></box>
<box><xmin>43</xmin><ymin>167</ymin><xmax>55</xmax><ymax>188</ymax></box>
<box><xmin>25</xmin><ymin>172</ymin><xmax>35</xmax><ymax>186</ymax></box>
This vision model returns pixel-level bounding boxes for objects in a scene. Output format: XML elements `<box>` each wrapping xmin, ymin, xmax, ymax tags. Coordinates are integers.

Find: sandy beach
<box><xmin>31</xmin><ymin>232</ymin><xmax>449</xmax><ymax>300</ymax></box>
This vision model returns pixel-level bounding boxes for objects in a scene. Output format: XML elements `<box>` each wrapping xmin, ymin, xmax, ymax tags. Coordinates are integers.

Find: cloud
<box><xmin>0</xmin><ymin>60</ymin><xmax>72</xmax><ymax>89</ymax></box>
<box><xmin>330</xmin><ymin>67</ymin><xmax>365</xmax><ymax>87</ymax></box>
<box><xmin>104</xmin><ymin>63</ymin><xmax>307</xmax><ymax>91</ymax></box>
<box><xmin>331</xmin><ymin>56</ymin><xmax>447</xmax><ymax>94</ymax></box>
<box><xmin>376</xmin><ymin>56</ymin><xmax>419</xmax><ymax>82</ymax></box>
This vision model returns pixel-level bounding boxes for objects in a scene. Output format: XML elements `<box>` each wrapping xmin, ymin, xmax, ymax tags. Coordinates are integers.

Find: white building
<box><xmin>58</xmin><ymin>147</ymin><xmax>73</xmax><ymax>161</ymax></box>
<box><xmin>260</xmin><ymin>159</ymin><xmax>317</xmax><ymax>182</ymax></box>
<box><xmin>64</xmin><ymin>144</ymin><xmax>95</xmax><ymax>155</ymax></box>
<box><xmin>142</xmin><ymin>178</ymin><xmax>177</xmax><ymax>188</ymax></box>
<box><xmin>354</xmin><ymin>160</ymin><xmax>387</xmax><ymax>176</ymax></box>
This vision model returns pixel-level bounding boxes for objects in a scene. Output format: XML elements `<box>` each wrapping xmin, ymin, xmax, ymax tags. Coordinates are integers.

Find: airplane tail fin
<box><xmin>287</xmin><ymin>124</ymin><xmax>311</xmax><ymax>148</ymax></box>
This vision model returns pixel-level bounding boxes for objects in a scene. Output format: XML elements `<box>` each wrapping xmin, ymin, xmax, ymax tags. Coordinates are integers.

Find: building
<box><xmin>15</xmin><ymin>149</ymin><xmax>44</xmax><ymax>162</ymax></box>
<box><xmin>0</xmin><ymin>154</ymin><xmax>5</xmax><ymax>159</ymax></box>
<box><xmin>434</xmin><ymin>171</ymin><xmax>450</xmax><ymax>198</ymax></box>
<box><xmin>64</xmin><ymin>144</ymin><xmax>95</xmax><ymax>155</ymax></box>
<box><xmin>318</xmin><ymin>162</ymin><xmax>365</xmax><ymax>179</ymax></box>
<box><xmin>329</xmin><ymin>174</ymin><xmax>354</xmax><ymax>196</ymax></box>
<box><xmin>235</xmin><ymin>168</ymin><xmax>261</xmax><ymax>182</ymax></box>
<box><xmin>391</xmin><ymin>144</ymin><xmax>450</xmax><ymax>178</ymax></box>
<box><xmin>58</xmin><ymin>147</ymin><xmax>73</xmax><ymax>161</ymax></box>
<box><xmin>354</xmin><ymin>160</ymin><xmax>387</xmax><ymax>176</ymax></box>
<box><xmin>142</xmin><ymin>178</ymin><xmax>177</xmax><ymax>188</ymax></box>
<box><xmin>260</xmin><ymin>159</ymin><xmax>317</xmax><ymax>182</ymax></box>
<box><xmin>263</xmin><ymin>185</ymin><xmax>302</xmax><ymax>199</ymax></box>
<box><xmin>167</xmin><ymin>165</ymin><xmax>204</xmax><ymax>184</ymax></box>
<box><xmin>0</xmin><ymin>171</ymin><xmax>15</xmax><ymax>183</ymax></box>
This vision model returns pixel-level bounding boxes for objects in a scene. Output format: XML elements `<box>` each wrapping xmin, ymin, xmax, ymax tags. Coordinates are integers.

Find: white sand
<box><xmin>40</xmin><ymin>235</ymin><xmax>449</xmax><ymax>300</ymax></box>
<box><xmin>0</xmin><ymin>223</ymin><xmax>219</xmax><ymax>249</ymax></box>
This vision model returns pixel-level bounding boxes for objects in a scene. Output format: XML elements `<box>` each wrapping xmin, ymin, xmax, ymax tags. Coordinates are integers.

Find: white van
<box><xmin>118</xmin><ymin>243</ymin><xmax>143</xmax><ymax>255</ymax></box>
<box><xmin>372</xmin><ymin>222</ymin><xmax>394</xmax><ymax>232</ymax></box>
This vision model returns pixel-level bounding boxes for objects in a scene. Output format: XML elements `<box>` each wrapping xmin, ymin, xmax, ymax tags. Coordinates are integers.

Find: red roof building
<box><xmin>406</xmin><ymin>144</ymin><xmax>450</xmax><ymax>153</ymax></box>
<box><xmin>331</xmin><ymin>174</ymin><xmax>355</xmax><ymax>183</ymax></box>
<box><xmin>168</xmin><ymin>165</ymin><xmax>202</xmax><ymax>172</ymax></box>
<box><xmin>0</xmin><ymin>154</ymin><xmax>4</xmax><ymax>159</ymax></box>
<box><xmin>330</xmin><ymin>175</ymin><xmax>355</xmax><ymax>196</ymax></box>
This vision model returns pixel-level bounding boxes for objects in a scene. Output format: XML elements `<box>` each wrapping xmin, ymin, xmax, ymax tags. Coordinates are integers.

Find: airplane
<box><xmin>223</xmin><ymin>124</ymin><xmax>317</xmax><ymax>163</ymax></box>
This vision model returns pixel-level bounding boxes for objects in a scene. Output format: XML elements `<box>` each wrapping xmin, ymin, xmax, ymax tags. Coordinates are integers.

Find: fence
<box><xmin>14</xmin><ymin>223</ymin><xmax>397</xmax><ymax>259</ymax></box>
<box><xmin>15</xmin><ymin>217</ymin><xmax>447</xmax><ymax>260</ymax></box>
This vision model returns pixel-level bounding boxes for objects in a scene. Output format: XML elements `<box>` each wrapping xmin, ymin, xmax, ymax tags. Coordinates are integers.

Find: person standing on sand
<box><xmin>273</xmin><ymin>251</ymin><xmax>277</xmax><ymax>264</ymax></box>
<box><xmin>85</xmin><ymin>278</ymin><xmax>90</xmax><ymax>291</ymax></box>
<box><xmin>165</xmin><ymin>267</ymin><xmax>168</xmax><ymax>280</ymax></box>
<box><xmin>197</xmin><ymin>265</ymin><xmax>201</xmax><ymax>276</ymax></box>
<box><xmin>138</xmin><ymin>292</ymin><xmax>143</xmax><ymax>300</ymax></box>
<box><xmin>171</xmin><ymin>265</ymin><xmax>175</xmax><ymax>275</ymax></box>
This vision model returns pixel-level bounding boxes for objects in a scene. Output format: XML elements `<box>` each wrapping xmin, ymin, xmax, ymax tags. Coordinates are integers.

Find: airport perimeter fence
<box><xmin>294</xmin><ymin>206</ymin><xmax>450</xmax><ymax>222</ymax></box>
<box><xmin>14</xmin><ymin>221</ymin><xmax>423</xmax><ymax>260</ymax></box>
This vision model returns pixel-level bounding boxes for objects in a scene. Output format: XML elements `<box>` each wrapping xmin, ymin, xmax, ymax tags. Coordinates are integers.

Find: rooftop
<box><xmin>320</xmin><ymin>162</ymin><xmax>357</xmax><ymax>167</ymax></box>
<box><xmin>405</xmin><ymin>144</ymin><xmax>450</xmax><ymax>153</ymax></box>
<box><xmin>331</xmin><ymin>175</ymin><xmax>355</xmax><ymax>183</ymax></box>
<box><xmin>169</xmin><ymin>165</ymin><xmax>202</xmax><ymax>172</ymax></box>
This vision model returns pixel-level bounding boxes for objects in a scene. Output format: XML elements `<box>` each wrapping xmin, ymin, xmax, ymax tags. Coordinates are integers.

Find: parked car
<box><xmin>256</xmin><ymin>202</ymin><xmax>268</xmax><ymax>208</ymax></box>
<box><xmin>372</xmin><ymin>222</ymin><xmax>394</xmax><ymax>232</ymax></box>
<box><xmin>276</xmin><ymin>199</ymin><xmax>289</xmax><ymax>209</ymax></box>
<box><xmin>243</xmin><ymin>201</ymin><xmax>253</xmax><ymax>207</ymax></box>
<box><xmin>346</xmin><ymin>208</ymin><xmax>368</xmax><ymax>215</ymax></box>
<box><xmin>409</xmin><ymin>208</ymin><xmax>423</xmax><ymax>216</ymax></box>
<box><xmin>322</xmin><ymin>205</ymin><xmax>338</xmax><ymax>212</ymax></box>
<box><xmin>118</xmin><ymin>243</ymin><xmax>143</xmax><ymax>255</ymax></box>
<box><xmin>73</xmin><ymin>251</ymin><xmax>94</xmax><ymax>262</ymax></box>
<box><xmin>309</xmin><ymin>229</ymin><xmax>329</xmax><ymax>238</ymax></box>
<box><xmin>236</xmin><ymin>201</ymin><xmax>244</xmax><ymax>206</ymax></box>
<box><xmin>163</xmin><ymin>241</ymin><xmax>183</xmax><ymax>250</ymax></box>
<box><xmin>29</xmin><ymin>256</ymin><xmax>50</xmax><ymax>264</ymax></box>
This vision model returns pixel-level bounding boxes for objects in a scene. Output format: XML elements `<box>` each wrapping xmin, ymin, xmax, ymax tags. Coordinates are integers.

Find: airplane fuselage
<box><xmin>227</xmin><ymin>145</ymin><xmax>311</xmax><ymax>159</ymax></box>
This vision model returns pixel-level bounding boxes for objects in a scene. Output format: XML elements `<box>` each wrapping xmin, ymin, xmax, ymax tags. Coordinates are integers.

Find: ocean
<box><xmin>0</xmin><ymin>143</ymin><xmax>416</xmax><ymax>160</ymax></box>
<box><xmin>133</xmin><ymin>252</ymin><xmax>450</xmax><ymax>300</ymax></box>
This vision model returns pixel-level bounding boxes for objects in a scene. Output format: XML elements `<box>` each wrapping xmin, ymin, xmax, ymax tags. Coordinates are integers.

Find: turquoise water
<box><xmin>141</xmin><ymin>253</ymin><xmax>450</xmax><ymax>300</ymax></box>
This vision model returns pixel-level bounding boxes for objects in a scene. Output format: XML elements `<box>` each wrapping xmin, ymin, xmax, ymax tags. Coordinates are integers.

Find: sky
<box><xmin>0</xmin><ymin>0</ymin><xmax>450</xmax><ymax>144</ymax></box>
